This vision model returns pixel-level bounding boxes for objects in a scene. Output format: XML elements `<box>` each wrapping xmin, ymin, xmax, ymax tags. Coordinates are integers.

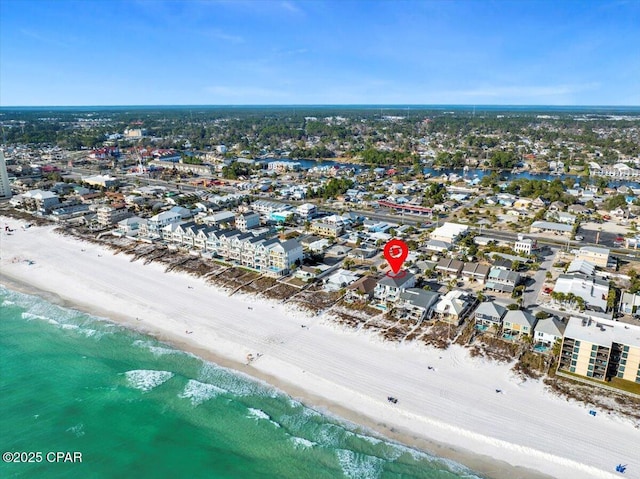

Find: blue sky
<box><xmin>1</xmin><ymin>0</ymin><xmax>638</xmax><ymax>106</ymax></box>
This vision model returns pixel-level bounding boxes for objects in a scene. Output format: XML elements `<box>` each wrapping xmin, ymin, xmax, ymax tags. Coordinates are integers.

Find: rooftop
<box><xmin>564</xmin><ymin>317</ymin><xmax>640</xmax><ymax>349</ymax></box>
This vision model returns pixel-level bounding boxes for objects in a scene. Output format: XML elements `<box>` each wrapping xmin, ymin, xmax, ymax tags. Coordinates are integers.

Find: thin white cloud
<box><xmin>202</xmin><ymin>28</ymin><xmax>244</xmax><ymax>43</ymax></box>
<box><xmin>20</xmin><ymin>28</ymin><xmax>71</xmax><ymax>48</ymax></box>
<box><xmin>280</xmin><ymin>1</ymin><xmax>304</xmax><ymax>15</ymax></box>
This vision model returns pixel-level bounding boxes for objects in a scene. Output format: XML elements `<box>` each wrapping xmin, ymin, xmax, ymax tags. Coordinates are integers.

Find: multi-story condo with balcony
<box><xmin>558</xmin><ymin>317</ymin><xmax>640</xmax><ymax>383</ymax></box>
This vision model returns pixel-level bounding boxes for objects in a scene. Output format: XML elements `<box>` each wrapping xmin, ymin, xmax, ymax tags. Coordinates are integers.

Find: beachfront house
<box><xmin>97</xmin><ymin>205</ymin><xmax>132</xmax><ymax>226</ymax></box>
<box><xmin>374</xmin><ymin>272</ymin><xmax>416</xmax><ymax>302</ymax></box>
<box><xmin>20</xmin><ymin>189</ymin><xmax>60</xmax><ymax>213</ymax></box>
<box><xmin>324</xmin><ymin>269</ymin><xmax>360</xmax><ymax>291</ymax></box>
<box><xmin>432</xmin><ymin>290</ymin><xmax>475</xmax><ymax>326</ymax></box>
<box><xmin>345</xmin><ymin>276</ymin><xmax>378</xmax><ymax>302</ymax></box>
<box><xmin>140</xmin><ymin>210</ymin><xmax>182</xmax><ymax>240</ymax></box>
<box><xmin>502</xmin><ymin>310</ymin><xmax>537</xmax><ymax>340</ymax></box>
<box><xmin>533</xmin><ymin>316</ymin><xmax>566</xmax><ymax>349</ymax></box>
<box><xmin>474</xmin><ymin>301</ymin><xmax>507</xmax><ymax>331</ymax></box>
<box><xmin>397</xmin><ymin>288</ymin><xmax>441</xmax><ymax>322</ymax></box>
<box><xmin>114</xmin><ymin>216</ymin><xmax>146</xmax><ymax>237</ymax></box>
<box><xmin>266</xmin><ymin>239</ymin><xmax>303</xmax><ymax>276</ymax></box>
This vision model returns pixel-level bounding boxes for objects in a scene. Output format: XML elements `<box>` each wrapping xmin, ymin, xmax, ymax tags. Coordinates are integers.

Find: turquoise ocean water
<box><xmin>0</xmin><ymin>286</ymin><xmax>483</xmax><ymax>479</ymax></box>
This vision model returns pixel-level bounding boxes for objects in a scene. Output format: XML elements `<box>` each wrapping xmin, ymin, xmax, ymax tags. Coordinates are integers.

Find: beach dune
<box><xmin>1</xmin><ymin>219</ymin><xmax>638</xmax><ymax>479</ymax></box>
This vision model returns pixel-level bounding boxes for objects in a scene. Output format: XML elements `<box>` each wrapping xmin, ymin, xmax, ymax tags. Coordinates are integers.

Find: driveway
<box><xmin>523</xmin><ymin>246</ymin><xmax>558</xmax><ymax>308</ymax></box>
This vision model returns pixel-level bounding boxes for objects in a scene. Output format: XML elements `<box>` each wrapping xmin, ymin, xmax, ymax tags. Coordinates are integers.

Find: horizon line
<box><xmin>1</xmin><ymin>103</ymin><xmax>640</xmax><ymax>109</ymax></box>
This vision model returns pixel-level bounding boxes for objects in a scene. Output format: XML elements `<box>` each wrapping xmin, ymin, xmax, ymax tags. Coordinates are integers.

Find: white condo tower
<box><xmin>0</xmin><ymin>150</ymin><xmax>12</xmax><ymax>199</ymax></box>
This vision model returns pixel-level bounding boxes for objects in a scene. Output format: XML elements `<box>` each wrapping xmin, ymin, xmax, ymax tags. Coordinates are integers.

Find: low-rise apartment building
<box><xmin>558</xmin><ymin>317</ymin><xmax>640</xmax><ymax>383</ymax></box>
<box><xmin>575</xmin><ymin>246</ymin><xmax>610</xmax><ymax>268</ymax></box>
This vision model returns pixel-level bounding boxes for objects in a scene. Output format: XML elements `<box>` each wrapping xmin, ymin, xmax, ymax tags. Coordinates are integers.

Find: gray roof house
<box><xmin>462</xmin><ymin>263</ymin><xmax>491</xmax><ymax>282</ymax></box>
<box><xmin>436</xmin><ymin>258</ymin><xmax>464</xmax><ymax>277</ymax></box>
<box><xmin>485</xmin><ymin>268</ymin><xmax>521</xmax><ymax>293</ymax></box>
<box><xmin>534</xmin><ymin>317</ymin><xmax>566</xmax><ymax>348</ymax></box>
<box><xmin>474</xmin><ymin>302</ymin><xmax>508</xmax><ymax>329</ymax></box>
<box><xmin>374</xmin><ymin>272</ymin><xmax>417</xmax><ymax>302</ymax></box>
<box><xmin>397</xmin><ymin>288</ymin><xmax>441</xmax><ymax>322</ymax></box>
<box><xmin>503</xmin><ymin>310</ymin><xmax>537</xmax><ymax>339</ymax></box>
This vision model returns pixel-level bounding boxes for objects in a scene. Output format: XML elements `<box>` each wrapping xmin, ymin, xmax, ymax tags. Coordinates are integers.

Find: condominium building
<box><xmin>97</xmin><ymin>205</ymin><xmax>132</xmax><ymax>226</ymax></box>
<box><xmin>558</xmin><ymin>317</ymin><xmax>640</xmax><ymax>383</ymax></box>
<box><xmin>21</xmin><ymin>189</ymin><xmax>60</xmax><ymax>213</ymax></box>
<box><xmin>0</xmin><ymin>150</ymin><xmax>12</xmax><ymax>199</ymax></box>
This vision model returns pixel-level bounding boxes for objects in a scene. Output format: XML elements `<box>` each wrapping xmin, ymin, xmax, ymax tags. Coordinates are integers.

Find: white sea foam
<box><xmin>199</xmin><ymin>362</ymin><xmax>277</xmax><ymax>398</ymax></box>
<box><xmin>247</xmin><ymin>408</ymin><xmax>280</xmax><ymax>428</ymax></box>
<box><xmin>316</xmin><ymin>424</ymin><xmax>344</xmax><ymax>448</ymax></box>
<box><xmin>335</xmin><ymin>449</ymin><xmax>385</xmax><ymax>479</ymax></box>
<box><xmin>132</xmin><ymin>339</ymin><xmax>178</xmax><ymax>357</ymax></box>
<box><xmin>179</xmin><ymin>379</ymin><xmax>226</xmax><ymax>406</ymax></box>
<box><xmin>61</xmin><ymin>323</ymin><xmax>79</xmax><ymax>330</ymax></box>
<box><xmin>2</xmin><ymin>299</ymin><xmax>15</xmax><ymax>306</ymax></box>
<box><xmin>248</xmin><ymin>407</ymin><xmax>270</xmax><ymax>420</ymax></box>
<box><xmin>125</xmin><ymin>370</ymin><xmax>174</xmax><ymax>392</ymax></box>
<box><xmin>290</xmin><ymin>436</ymin><xmax>316</xmax><ymax>449</ymax></box>
<box><xmin>79</xmin><ymin>328</ymin><xmax>98</xmax><ymax>338</ymax></box>
<box><xmin>352</xmin><ymin>431</ymin><xmax>383</xmax><ymax>446</ymax></box>
<box><xmin>21</xmin><ymin>312</ymin><xmax>50</xmax><ymax>321</ymax></box>
<box><xmin>66</xmin><ymin>423</ymin><xmax>85</xmax><ymax>437</ymax></box>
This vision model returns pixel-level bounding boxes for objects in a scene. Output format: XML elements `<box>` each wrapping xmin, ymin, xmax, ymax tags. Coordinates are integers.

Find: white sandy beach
<box><xmin>1</xmin><ymin>219</ymin><xmax>639</xmax><ymax>479</ymax></box>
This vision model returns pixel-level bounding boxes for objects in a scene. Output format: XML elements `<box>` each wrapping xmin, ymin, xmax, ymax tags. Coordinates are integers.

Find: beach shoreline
<box><xmin>0</xmin><ymin>272</ymin><xmax>549</xmax><ymax>479</ymax></box>
<box><xmin>1</xmin><ymin>218</ymin><xmax>638</xmax><ymax>479</ymax></box>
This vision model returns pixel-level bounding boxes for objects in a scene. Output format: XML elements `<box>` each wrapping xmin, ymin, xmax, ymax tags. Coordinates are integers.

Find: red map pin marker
<box><xmin>383</xmin><ymin>239</ymin><xmax>409</xmax><ymax>275</ymax></box>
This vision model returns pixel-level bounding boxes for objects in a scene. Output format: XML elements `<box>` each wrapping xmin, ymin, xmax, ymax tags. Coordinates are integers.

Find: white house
<box><xmin>534</xmin><ymin>316</ymin><xmax>566</xmax><ymax>348</ymax></box>
<box><xmin>140</xmin><ymin>211</ymin><xmax>182</xmax><ymax>239</ymax></box>
<box><xmin>324</xmin><ymin>269</ymin><xmax>360</xmax><ymax>291</ymax></box>
<box><xmin>374</xmin><ymin>272</ymin><xmax>416</xmax><ymax>302</ymax></box>
<box><xmin>514</xmin><ymin>236</ymin><xmax>536</xmax><ymax>256</ymax></box>
<box><xmin>114</xmin><ymin>216</ymin><xmax>146</xmax><ymax>237</ymax></box>
<box><xmin>296</xmin><ymin>203</ymin><xmax>317</xmax><ymax>220</ymax></box>
<box><xmin>235</xmin><ymin>211</ymin><xmax>260</xmax><ymax>231</ymax></box>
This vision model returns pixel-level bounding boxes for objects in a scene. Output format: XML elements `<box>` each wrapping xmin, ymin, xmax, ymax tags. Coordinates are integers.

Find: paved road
<box><xmin>523</xmin><ymin>247</ymin><xmax>558</xmax><ymax>309</ymax></box>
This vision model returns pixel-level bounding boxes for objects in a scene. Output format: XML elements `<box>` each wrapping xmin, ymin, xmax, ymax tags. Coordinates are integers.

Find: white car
<box><xmin>575</xmin><ymin>235</ymin><xmax>584</xmax><ymax>241</ymax></box>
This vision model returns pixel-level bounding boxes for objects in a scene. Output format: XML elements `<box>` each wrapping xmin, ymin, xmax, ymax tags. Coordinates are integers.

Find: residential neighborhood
<box><xmin>2</xmin><ymin>107</ymin><xmax>640</xmax><ymax>397</ymax></box>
